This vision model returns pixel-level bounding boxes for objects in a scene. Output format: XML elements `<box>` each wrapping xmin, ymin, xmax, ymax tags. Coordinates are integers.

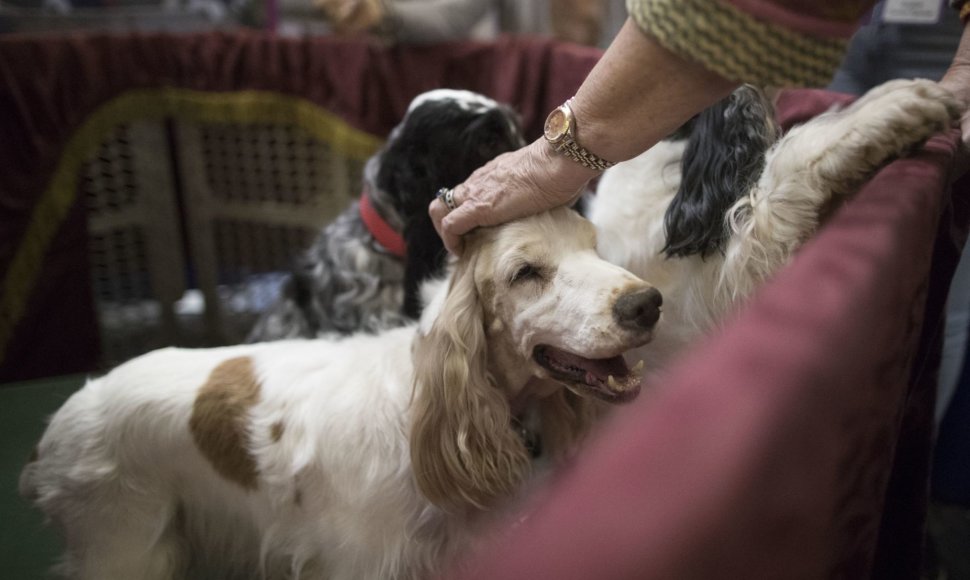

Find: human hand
<box><xmin>940</xmin><ymin>57</ymin><xmax>970</xmax><ymax>180</ymax></box>
<box><xmin>429</xmin><ymin>139</ymin><xmax>596</xmax><ymax>255</ymax></box>
<box><xmin>940</xmin><ymin>22</ymin><xmax>970</xmax><ymax>153</ymax></box>
<box><xmin>316</xmin><ymin>0</ymin><xmax>384</xmax><ymax>34</ymax></box>
<box><xmin>941</xmin><ymin>73</ymin><xmax>970</xmax><ymax>144</ymax></box>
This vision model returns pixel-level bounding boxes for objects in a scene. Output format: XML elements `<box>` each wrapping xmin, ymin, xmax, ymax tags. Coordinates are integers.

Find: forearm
<box><xmin>568</xmin><ymin>20</ymin><xmax>738</xmax><ymax>168</ymax></box>
<box><xmin>563</xmin><ymin>0</ymin><xmax>879</xmax><ymax>171</ymax></box>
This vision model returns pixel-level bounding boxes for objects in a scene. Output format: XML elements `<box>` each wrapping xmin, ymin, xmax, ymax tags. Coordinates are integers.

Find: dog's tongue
<box><xmin>583</xmin><ymin>357</ymin><xmax>629</xmax><ymax>384</ymax></box>
<box><xmin>548</xmin><ymin>349</ymin><xmax>635</xmax><ymax>391</ymax></box>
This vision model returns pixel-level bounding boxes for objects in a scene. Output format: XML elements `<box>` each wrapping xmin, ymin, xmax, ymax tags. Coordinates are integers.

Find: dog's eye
<box><xmin>510</xmin><ymin>264</ymin><xmax>542</xmax><ymax>284</ymax></box>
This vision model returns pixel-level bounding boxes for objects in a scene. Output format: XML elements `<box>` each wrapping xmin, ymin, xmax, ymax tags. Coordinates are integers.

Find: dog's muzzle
<box><xmin>437</xmin><ymin>187</ymin><xmax>458</xmax><ymax>211</ymax></box>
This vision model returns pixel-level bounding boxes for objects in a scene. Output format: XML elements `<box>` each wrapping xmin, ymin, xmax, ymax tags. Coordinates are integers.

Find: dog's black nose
<box><xmin>613</xmin><ymin>287</ymin><xmax>663</xmax><ymax>331</ymax></box>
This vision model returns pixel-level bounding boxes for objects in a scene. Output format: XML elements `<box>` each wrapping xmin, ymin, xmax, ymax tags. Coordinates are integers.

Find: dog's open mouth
<box><xmin>533</xmin><ymin>345</ymin><xmax>644</xmax><ymax>404</ymax></box>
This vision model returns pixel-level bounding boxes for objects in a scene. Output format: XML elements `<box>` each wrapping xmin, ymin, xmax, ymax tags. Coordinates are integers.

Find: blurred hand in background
<box><xmin>316</xmin><ymin>0</ymin><xmax>384</xmax><ymax>34</ymax></box>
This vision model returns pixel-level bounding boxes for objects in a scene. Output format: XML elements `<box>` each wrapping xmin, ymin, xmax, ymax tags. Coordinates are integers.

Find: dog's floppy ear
<box><xmin>372</xmin><ymin>126</ymin><xmax>448</xmax><ymax>320</ymax></box>
<box><xmin>663</xmin><ymin>85</ymin><xmax>778</xmax><ymax>259</ymax></box>
<box><xmin>410</xmin><ymin>249</ymin><xmax>530</xmax><ymax>512</ymax></box>
<box><xmin>402</xmin><ymin>217</ymin><xmax>447</xmax><ymax>319</ymax></box>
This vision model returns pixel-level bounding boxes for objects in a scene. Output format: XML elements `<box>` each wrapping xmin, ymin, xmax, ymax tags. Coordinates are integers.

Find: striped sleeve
<box><xmin>626</xmin><ymin>0</ymin><xmax>851</xmax><ymax>87</ymax></box>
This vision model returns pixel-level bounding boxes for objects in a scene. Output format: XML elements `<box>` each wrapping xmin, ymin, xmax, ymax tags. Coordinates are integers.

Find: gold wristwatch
<box><xmin>543</xmin><ymin>98</ymin><xmax>615</xmax><ymax>171</ymax></box>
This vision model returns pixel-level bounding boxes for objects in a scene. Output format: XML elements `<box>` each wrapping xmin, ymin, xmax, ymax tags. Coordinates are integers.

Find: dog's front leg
<box><xmin>720</xmin><ymin>79</ymin><xmax>960</xmax><ymax>299</ymax></box>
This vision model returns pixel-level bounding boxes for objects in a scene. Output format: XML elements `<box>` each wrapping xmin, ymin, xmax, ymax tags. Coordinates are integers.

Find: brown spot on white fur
<box><xmin>190</xmin><ymin>357</ymin><xmax>262</xmax><ymax>490</ymax></box>
<box><xmin>271</xmin><ymin>421</ymin><xmax>285</xmax><ymax>442</ymax></box>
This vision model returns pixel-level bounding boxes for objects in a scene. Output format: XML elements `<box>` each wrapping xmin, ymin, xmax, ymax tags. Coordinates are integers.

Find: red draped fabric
<box><xmin>0</xmin><ymin>32</ymin><xmax>600</xmax><ymax>381</ymax></box>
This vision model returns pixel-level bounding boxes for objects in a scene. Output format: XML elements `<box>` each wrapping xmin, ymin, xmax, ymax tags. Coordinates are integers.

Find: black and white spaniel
<box><xmin>589</xmin><ymin>79</ymin><xmax>960</xmax><ymax>375</ymax></box>
<box><xmin>247</xmin><ymin>89</ymin><xmax>525</xmax><ymax>341</ymax></box>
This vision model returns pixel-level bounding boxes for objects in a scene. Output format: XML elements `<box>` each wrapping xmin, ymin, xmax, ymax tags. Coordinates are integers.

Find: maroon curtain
<box><xmin>0</xmin><ymin>32</ymin><xmax>602</xmax><ymax>382</ymax></box>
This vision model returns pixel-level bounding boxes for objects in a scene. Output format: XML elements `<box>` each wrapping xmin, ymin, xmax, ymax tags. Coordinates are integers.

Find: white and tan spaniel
<box><xmin>21</xmin><ymin>207</ymin><xmax>660</xmax><ymax>580</ymax></box>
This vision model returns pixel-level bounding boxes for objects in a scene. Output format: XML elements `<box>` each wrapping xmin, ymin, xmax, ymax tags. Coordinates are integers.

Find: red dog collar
<box><xmin>359</xmin><ymin>192</ymin><xmax>407</xmax><ymax>259</ymax></box>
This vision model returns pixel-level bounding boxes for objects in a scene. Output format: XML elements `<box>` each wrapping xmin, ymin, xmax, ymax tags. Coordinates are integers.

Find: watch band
<box><xmin>554</xmin><ymin>139</ymin><xmax>615</xmax><ymax>171</ymax></box>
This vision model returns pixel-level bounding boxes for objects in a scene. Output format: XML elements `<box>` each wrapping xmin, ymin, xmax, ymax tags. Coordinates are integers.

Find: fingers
<box><xmin>937</xmin><ymin>74</ymin><xmax>970</xmax><ymax>174</ymax></box>
<box><xmin>440</xmin><ymin>193</ymin><xmax>483</xmax><ymax>251</ymax></box>
<box><xmin>427</xmin><ymin>140</ymin><xmax>595</xmax><ymax>255</ymax></box>
<box><xmin>429</xmin><ymin>195</ymin><xmax>464</xmax><ymax>256</ymax></box>
<box><xmin>955</xmin><ymin>114</ymin><xmax>970</xmax><ymax>177</ymax></box>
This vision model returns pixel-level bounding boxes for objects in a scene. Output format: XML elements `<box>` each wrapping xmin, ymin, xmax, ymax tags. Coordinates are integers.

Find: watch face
<box><xmin>544</xmin><ymin>108</ymin><xmax>569</xmax><ymax>143</ymax></box>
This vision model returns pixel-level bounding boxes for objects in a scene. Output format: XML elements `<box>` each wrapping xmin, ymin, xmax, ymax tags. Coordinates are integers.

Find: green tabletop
<box><xmin>1</xmin><ymin>375</ymin><xmax>85</xmax><ymax>580</ymax></box>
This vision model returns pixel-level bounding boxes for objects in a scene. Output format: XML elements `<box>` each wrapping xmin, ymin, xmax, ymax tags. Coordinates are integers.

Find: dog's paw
<box><xmin>769</xmin><ymin>79</ymin><xmax>962</xmax><ymax>194</ymax></box>
<box><xmin>846</xmin><ymin>79</ymin><xmax>960</xmax><ymax>145</ymax></box>
<box><xmin>849</xmin><ymin>78</ymin><xmax>932</xmax><ymax>106</ymax></box>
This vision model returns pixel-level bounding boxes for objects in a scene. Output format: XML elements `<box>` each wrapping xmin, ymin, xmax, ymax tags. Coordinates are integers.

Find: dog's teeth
<box><xmin>632</xmin><ymin>360</ymin><xmax>644</xmax><ymax>374</ymax></box>
<box><xmin>607</xmin><ymin>375</ymin><xmax>617</xmax><ymax>389</ymax></box>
